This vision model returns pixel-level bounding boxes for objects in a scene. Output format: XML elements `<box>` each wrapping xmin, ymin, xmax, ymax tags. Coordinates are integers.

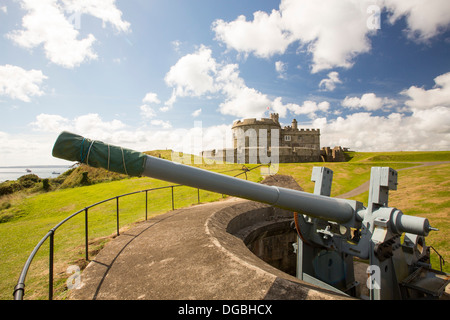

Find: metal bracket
<box><xmin>311</xmin><ymin>167</ymin><xmax>333</xmax><ymax>196</ymax></box>
<box><xmin>368</xmin><ymin>167</ymin><xmax>398</xmax><ymax>210</ymax></box>
<box><xmin>374</xmin><ymin>235</ymin><xmax>400</xmax><ymax>262</ymax></box>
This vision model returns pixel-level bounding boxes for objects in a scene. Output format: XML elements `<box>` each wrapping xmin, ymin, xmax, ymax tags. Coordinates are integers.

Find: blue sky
<box><xmin>0</xmin><ymin>0</ymin><xmax>450</xmax><ymax>166</ymax></box>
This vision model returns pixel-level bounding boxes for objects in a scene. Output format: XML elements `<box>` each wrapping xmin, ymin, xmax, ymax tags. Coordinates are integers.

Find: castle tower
<box><xmin>270</xmin><ymin>113</ymin><xmax>279</xmax><ymax>124</ymax></box>
<box><xmin>292</xmin><ymin>119</ymin><xmax>298</xmax><ymax>130</ymax></box>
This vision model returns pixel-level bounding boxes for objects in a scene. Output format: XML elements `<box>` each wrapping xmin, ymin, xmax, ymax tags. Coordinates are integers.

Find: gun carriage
<box><xmin>52</xmin><ymin>131</ymin><xmax>449</xmax><ymax>299</ymax></box>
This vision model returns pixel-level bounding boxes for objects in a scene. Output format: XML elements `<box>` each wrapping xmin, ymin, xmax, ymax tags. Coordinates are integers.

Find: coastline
<box><xmin>0</xmin><ymin>165</ymin><xmax>72</xmax><ymax>183</ymax></box>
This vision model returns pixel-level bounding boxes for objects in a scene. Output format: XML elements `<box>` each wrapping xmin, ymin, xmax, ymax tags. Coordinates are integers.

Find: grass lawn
<box><xmin>0</xmin><ymin>162</ymin><xmax>262</xmax><ymax>300</ymax></box>
<box><xmin>0</xmin><ymin>151</ymin><xmax>448</xmax><ymax>299</ymax></box>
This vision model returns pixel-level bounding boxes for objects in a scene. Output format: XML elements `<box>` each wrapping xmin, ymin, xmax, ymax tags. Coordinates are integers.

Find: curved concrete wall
<box><xmin>205</xmin><ymin>200</ymin><xmax>350</xmax><ymax>300</ymax></box>
<box><xmin>226</xmin><ymin>205</ymin><xmax>297</xmax><ymax>276</ymax></box>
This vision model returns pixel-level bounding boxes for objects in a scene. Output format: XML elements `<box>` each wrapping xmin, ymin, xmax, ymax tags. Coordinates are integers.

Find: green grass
<box><xmin>0</xmin><ymin>162</ymin><xmax>262</xmax><ymax>300</ymax></box>
<box><xmin>345</xmin><ymin>150</ymin><xmax>450</xmax><ymax>163</ymax></box>
<box><xmin>0</xmin><ymin>150</ymin><xmax>448</xmax><ymax>300</ymax></box>
<box><xmin>275</xmin><ymin>161</ymin><xmax>416</xmax><ymax>196</ymax></box>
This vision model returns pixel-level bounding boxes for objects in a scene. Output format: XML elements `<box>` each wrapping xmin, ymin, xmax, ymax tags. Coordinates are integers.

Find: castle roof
<box><xmin>232</xmin><ymin>117</ymin><xmax>281</xmax><ymax>129</ymax></box>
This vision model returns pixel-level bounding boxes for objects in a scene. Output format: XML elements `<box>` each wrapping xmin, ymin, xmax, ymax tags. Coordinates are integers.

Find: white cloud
<box><xmin>0</xmin><ymin>64</ymin><xmax>47</xmax><ymax>102</ymax></box>
<box><xmin>161</xmin><ymin>90</ymin><xmax>176</xmax><ymax>111</ymax></box>
<box><xmin>172</xmin><ymin>40</ymin><xmax>182</xmax><ymax>53</ymax></box>
<box><xmin>271</xmin><ymin>98</ymin><xmax>330</xmax><ymax>119</ymax></box>
<box><xmin>212</xmin><ymin>10</ymin><xmax>291</xmax><ymax>59</ymax></box>
<box><xmin>0</xmin><ymin>131</ymin><xmax>70</xmax><ymax>166</ymax></box>
<box><xmin>289</xmin><ymin>100</ymin><xmax>330</xmax><ymax>119</ymax></box>
<box><xmin>31</xmin><ymin>114</ymin><xmax>71</xmax><ymax>132</ymax></box>
<box><xmin>31</xmin><ymin>113</ymin><xmax>126</xmax><ymax>139</ymax></box>
<box><xmin>7</xmin><ymin>0</ymin><xmax>129</xmax><ymax>68</ymax></box>
<box><xmin>73</xmin><ymin>113</ymin><xmax>125</xmax><ymax>134</ymax></box>
<box><xmin>315</xmin><ymin>71</ymin><xmax>450</xmax><ymax>151</ymax></box>
<box><xmin>219</xmin><ymin>85</ymin><xmax>272</xmax><ymax>118</ymax></box>
<box><xmin>62</xmin><ymin>0</ymin><xmax>131</xmax><ymax>33</ymax></box>
<box><xmin>275</xmin><ymin>61</ymin><xmax>287</xmax><ymax>79</ymax></box>
<box><xmin>213</xmin><ymin>0</ymin><xmax>374</xmax><ymax>73</ymax></box>
<box><xmin>142</xmin><ymin>92</ymin><xmax>161</xmax><ymax>104</ymax></box>
<box><xmin>140</xmin><ymin>92</ymin><xmax>161</xmax><ymax>118</ymax></box>
<box><xmin>212</xmin><ymin>0</ymin><xmax>450</xmax><ymax>73</ymax></box>
<box><xmin>164</xmin><ymin>46</ymin><xmax>330</xmax><ymax>119</ymax></box>
<box><xmin>401</xmin><ymin>71</ymin><xmax>450</xmax><ymax>110</ymax></box>
<box><xmin>164</xmin><ymin>45</ymin><xmax>218</xmax><ymax>99</ymax></box>
<box><xmin>280</xmin><ymin>0</ymin><xmax>374</xmax><ymax>73</ymax></box>
<box><xmin>159</xmin><ymin>105</ymin><xmax>171</xmax><ymax>112</ymax></box>
<box><xmin>214</xmin><ymin>63</ymin><xmax>271</xmax><ymax>118</ymax></box>
<box><xmin>192</xmin><ymin>108</ymin><xmax>202</xmax><ymax>117</ymax></box>
<box><xmin>150</xmin><ymin>119</ymin><xmax>172</xmax><ymax>129</ymax></box>
<box><xmin>140</xmin><ymin>105</ymin><xmax>156</xmax><ymax>119</ymax></box>
<box><xmin>383</xmin><ymin>0</ymin><xmax>450</xmax><ymax>41</ymax></box>
<box><xmin>342</xmin><ymin>93</ymin><xmax>397</xmax><ymax>111</ymax></box>
<box><xmin>1</xmin><ymin>6</ymin><xmax>7</xmax><ymax>13</ymax></box>
<box><xmin>271</xmin><ymin>97</ymin><xmax>292</xmax><ymax>118</ymax></box>
<box><xmin>319</xmin><ymin>71</ymin><xmax>342</xmax><ymax>91</ymax></box>
<box><xmin>314</xmin><ymin>108</ymin><xmax>450</xmax><ymax>152</ymax></box>
<box><xmin>7</xmin><ymin>0</ymin><xmax>97</xmax><ymax>68</ymax></box>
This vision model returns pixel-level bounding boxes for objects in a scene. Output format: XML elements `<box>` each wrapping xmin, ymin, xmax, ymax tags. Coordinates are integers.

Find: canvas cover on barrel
<box><xmin>52</xmin><ymin>131</ymin><xmax>147</xmax><ymax>177</ymax></box>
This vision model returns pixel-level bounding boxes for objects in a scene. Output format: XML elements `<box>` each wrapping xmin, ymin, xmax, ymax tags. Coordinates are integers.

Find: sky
<box><xmin>0</xmin><ymin>0</ymin><xmax>450</xmax><ymax>166</ymax></box>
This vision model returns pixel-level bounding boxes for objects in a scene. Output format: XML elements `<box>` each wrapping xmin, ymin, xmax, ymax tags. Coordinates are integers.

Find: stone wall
<box><xmin>320</xmin><ymin>146</ymin><xmax>346</xmax><ymax>162</ymax></box>
<box><xmin>201</xmin><ymin>113</ymin><xmax>346</xmax><ymax>163</ymax></box>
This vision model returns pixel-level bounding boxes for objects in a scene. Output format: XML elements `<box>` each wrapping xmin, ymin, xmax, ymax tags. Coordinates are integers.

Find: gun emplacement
<box><xmin>52</xmin><ymin>131</ymin><xmax>447</xmax><ymax>299</ymax></box>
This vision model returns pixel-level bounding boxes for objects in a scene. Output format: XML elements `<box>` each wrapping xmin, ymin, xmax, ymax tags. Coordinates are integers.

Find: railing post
<box><xmin>116</xmin><ymin>197</ymin><xmax>120</xmax><ymax>236</ymax></box>
<box><xmin>171</xmin><ymin>186</ymin><xmax>174</xmax><ymax>210</ymax></box>
<box><xmin>49</xmin><ymin>230</ymin><xmax>54</xmax><ymax>300</ymax></box>
<box><xmin>145</xmin><ymin>190</ymin><xmax>148</xmax><ymax>220</ymax></box>
<box><xmin>85</xmin><ymin>208</ymin><xmax>89</xmax><ymax>261</ymax></box>
<box><xmin>197</xmin><ymin>188</ymin><xmax>200</xmax><ymax>204</ymax></box>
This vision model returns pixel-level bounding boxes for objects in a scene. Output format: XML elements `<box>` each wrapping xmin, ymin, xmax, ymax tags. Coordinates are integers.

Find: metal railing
<box><xmin>13</xmin><ymin>165</ymin><xmax>261</xmax><ymax>300</ymax></box>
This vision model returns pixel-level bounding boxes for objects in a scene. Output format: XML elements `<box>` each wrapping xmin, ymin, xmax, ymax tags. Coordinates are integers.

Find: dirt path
<box><xmin>336</xmin><ymin>161</ymin><xmax>450</xmax><ymax>199</ymax></box>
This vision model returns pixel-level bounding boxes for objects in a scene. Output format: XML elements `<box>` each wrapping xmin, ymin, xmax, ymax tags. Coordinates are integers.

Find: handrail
<box><xmin>13</xmin><ymin>165</ymin><xmax>262</xmax><ymax>300</ymax></box>
<box><xmin>13</xmin><ymin>184</ymin><xmax>183</xmax><ymax>300</ymax></box>
<box><xmin>430</xmin><ymin>246</ymin><xmax>446</xmax><ymax>272</ymax></box>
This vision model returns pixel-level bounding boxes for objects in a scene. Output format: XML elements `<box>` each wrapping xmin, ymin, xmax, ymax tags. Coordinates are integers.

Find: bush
<box><xmin>18</xmin><ymin>174</ymin><xmax>41</xmax><ymax>189</ymax></box>
<box><xmin>0</xmin><ymin>201</ymin><xmax>11</xmax><ymax>210</ymax></box>
<box><xmin>0</xmin><ymin>181</ymin><xmax>22</xmax><ymax>196</ymax></box>
<box><xmin>80</xmin><ymin>172</ymin><xmax>91</xmax><ymax>185</ymax></box>
<box><xmin>42</xmin><ymin>179</ymin><xmax>50</xmax><ymax>191</ymax></box>
<box><xmin>18</xmin><ymin>174</ymin><xmax>40</xmax><ymax>183</ymax></box>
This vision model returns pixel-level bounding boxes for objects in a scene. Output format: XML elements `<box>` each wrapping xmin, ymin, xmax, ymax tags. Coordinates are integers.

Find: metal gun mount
<box><xmin>294</xmin><ymin>166</ymin><xmax>448</xmax><ymax>299</ymax></box>
<box><xmin>52</xmin><ymin>131</ymin><xmax>449</xmax><ymax>300</ymax></box>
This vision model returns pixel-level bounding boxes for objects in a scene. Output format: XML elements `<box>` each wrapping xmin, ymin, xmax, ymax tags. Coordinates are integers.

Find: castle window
<box><xmin>284</xmin><ymin>135</ymin><xmax>291</xmax><ymax>141</ymax></box>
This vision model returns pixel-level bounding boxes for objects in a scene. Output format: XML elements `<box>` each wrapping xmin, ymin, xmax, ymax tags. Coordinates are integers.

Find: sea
<box><xmin>0</xmin><ymin>165</ymin><xmax>72</xmax><ymax>183</ymax></box>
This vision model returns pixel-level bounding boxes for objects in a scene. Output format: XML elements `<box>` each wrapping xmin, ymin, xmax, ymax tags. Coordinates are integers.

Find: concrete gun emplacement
<box><xmin>52</xmin><ymin>131</ymin><xmax>449</xmax><ymax>300</ymax></box>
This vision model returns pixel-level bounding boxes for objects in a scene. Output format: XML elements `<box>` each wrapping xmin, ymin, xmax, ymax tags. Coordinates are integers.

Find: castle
<box><xmin>201</xmin><ymin>113</ymin><xmax>345</xmax><ymax>163</ymax></box>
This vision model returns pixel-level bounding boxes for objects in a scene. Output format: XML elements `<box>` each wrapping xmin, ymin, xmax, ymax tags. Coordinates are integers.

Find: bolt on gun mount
<box><xmin>52</xmin><ymin>131</ymin><xmax>448</xmax><ymax>299</ymax></box>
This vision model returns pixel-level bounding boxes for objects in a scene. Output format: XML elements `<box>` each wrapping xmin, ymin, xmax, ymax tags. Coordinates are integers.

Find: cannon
<box><xmin>52</xmin><ymin>131</ymin><xmax>449</xmax><ymax>300</ymax></box>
